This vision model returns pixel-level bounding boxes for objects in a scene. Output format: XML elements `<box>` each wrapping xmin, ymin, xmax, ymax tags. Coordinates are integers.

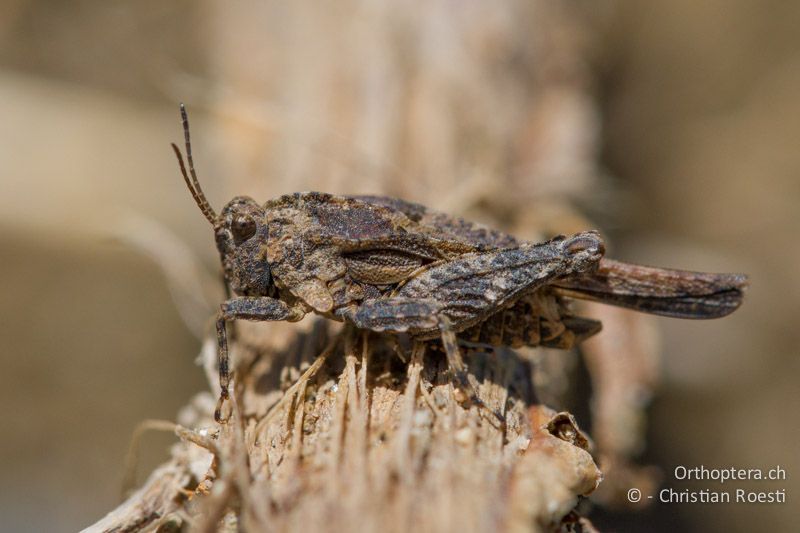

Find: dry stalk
<box><xmin>87</xmin><ymin>320</ymin><xmax>604</xmax><ymax>533</ymax></box>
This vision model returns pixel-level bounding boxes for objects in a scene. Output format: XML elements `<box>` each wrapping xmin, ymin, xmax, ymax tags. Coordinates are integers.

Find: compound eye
<box><xmin>232</xmin><ymin>214</ymin><xmax>257</xmax><ymax>243</ymax></box>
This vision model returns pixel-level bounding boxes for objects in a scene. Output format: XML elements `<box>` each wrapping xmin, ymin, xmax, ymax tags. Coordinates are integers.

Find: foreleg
<box><xmin>214</xmin><ymin>297</ymin><xmax>305</xmax><ymax>422</ymax></box>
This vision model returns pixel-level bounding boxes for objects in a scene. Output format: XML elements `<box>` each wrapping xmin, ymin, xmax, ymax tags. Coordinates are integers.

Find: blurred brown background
<box><xmin>0</xmin><ymin>1</ymin><xmax>797</xmax><ymax>532</ymax></box>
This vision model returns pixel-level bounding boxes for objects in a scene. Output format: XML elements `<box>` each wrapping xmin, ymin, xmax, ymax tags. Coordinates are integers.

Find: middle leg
<box><xmin>340</xmin><ymin>298</ymin><xmax>505</xmax><ymax>424</ymax></box>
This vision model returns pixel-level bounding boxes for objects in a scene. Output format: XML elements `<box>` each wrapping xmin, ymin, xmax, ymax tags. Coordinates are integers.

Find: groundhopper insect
<box><xmin>171</xmin><ymin>105</ymin><xmax>747</xmax><ymax>423</ymax></box>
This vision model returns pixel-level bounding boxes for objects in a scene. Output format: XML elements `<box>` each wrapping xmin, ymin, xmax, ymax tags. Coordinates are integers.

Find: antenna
<box><xmin>171</xmin><ymin>103</ymin><xmax>217</xmax><ymax>224</ymax></box>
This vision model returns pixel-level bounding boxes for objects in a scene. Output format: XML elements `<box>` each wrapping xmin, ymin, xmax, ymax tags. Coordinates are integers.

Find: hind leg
<box><xmin>437</xmin><ymin>317</ymin><xmax>506</xmax><ymax>424</ymax></box>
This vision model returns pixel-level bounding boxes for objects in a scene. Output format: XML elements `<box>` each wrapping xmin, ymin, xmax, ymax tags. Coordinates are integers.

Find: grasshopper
<box><xmin>171</xmin><ymin>105</ymin><xmax>747</xmax><ymax>422</ymax></box>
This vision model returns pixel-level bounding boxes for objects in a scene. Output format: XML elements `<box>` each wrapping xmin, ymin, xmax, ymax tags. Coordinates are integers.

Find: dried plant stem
<box><xmin>87</xmin><ymin>322</ymin><xmax>603</xmax><ymax>532</ymax></box>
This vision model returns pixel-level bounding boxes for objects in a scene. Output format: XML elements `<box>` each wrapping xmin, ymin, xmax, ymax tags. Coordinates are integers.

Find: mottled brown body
<box><xmin>217</xmin><ymin>192</ymin><xmax>605</xmax><ymax>345</ymax></box>
<box><xmin>261</xmin><ymin>192</ymin><xmax>477</xmax><ymax>317</ymax></box>
<box><xmin>171</xmin><ymin>105</ymin><xmax>748</xmax><ymax>422</ymax></box>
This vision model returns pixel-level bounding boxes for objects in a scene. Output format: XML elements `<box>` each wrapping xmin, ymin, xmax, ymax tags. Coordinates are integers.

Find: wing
<box><xmin>553</xmin><ymin>259</ymin><xmax>748</xmax><ymax>319</ymax></box>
